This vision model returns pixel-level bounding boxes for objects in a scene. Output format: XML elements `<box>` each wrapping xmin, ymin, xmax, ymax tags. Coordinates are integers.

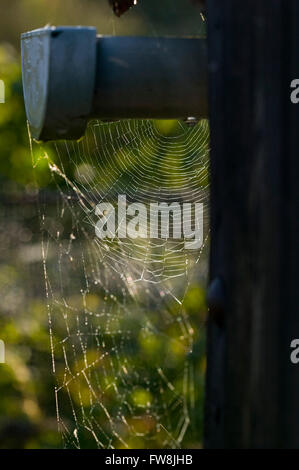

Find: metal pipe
<box><xmin>21</xmin><ymin>26</ymin><xmax>208</xmax><ymax>141</ymax></box>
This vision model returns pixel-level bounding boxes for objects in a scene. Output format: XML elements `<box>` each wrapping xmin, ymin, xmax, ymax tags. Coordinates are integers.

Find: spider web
<box><xmin>31</xmin><ymin>118</ymin><xmax>210</xmax><ymax>449</ymax></box>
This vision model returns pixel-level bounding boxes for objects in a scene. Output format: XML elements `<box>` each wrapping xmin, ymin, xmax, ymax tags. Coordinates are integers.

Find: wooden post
<box><xmin>205</xmin><ymin>0</ymin><xmax>299</xmax><ymax>448</ymax></box>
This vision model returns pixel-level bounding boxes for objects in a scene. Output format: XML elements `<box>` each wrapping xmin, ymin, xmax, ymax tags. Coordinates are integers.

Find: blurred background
<box><xmin>0</xmin><ymin>0</ymin><xmax>208</xmax><ymax>449</ymax></box>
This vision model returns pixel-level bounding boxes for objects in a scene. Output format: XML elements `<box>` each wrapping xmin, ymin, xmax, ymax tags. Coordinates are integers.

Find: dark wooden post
<box><xmin>205</xmin><ymin>0</ymin><xmax>299</xmax><ymax>448</ymax></box>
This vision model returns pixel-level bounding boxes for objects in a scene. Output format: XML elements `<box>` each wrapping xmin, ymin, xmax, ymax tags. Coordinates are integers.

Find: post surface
<box><xmin>205</xmin><ymin>0</ymin><xmax>299</xmax><ymax>448</ymax></box>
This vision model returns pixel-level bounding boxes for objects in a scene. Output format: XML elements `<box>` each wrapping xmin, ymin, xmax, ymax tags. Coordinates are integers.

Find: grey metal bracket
<box><xmin>21</xmin><ymin>26</ymin><xmax>208</xmax><ymax>141</ymax></box>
